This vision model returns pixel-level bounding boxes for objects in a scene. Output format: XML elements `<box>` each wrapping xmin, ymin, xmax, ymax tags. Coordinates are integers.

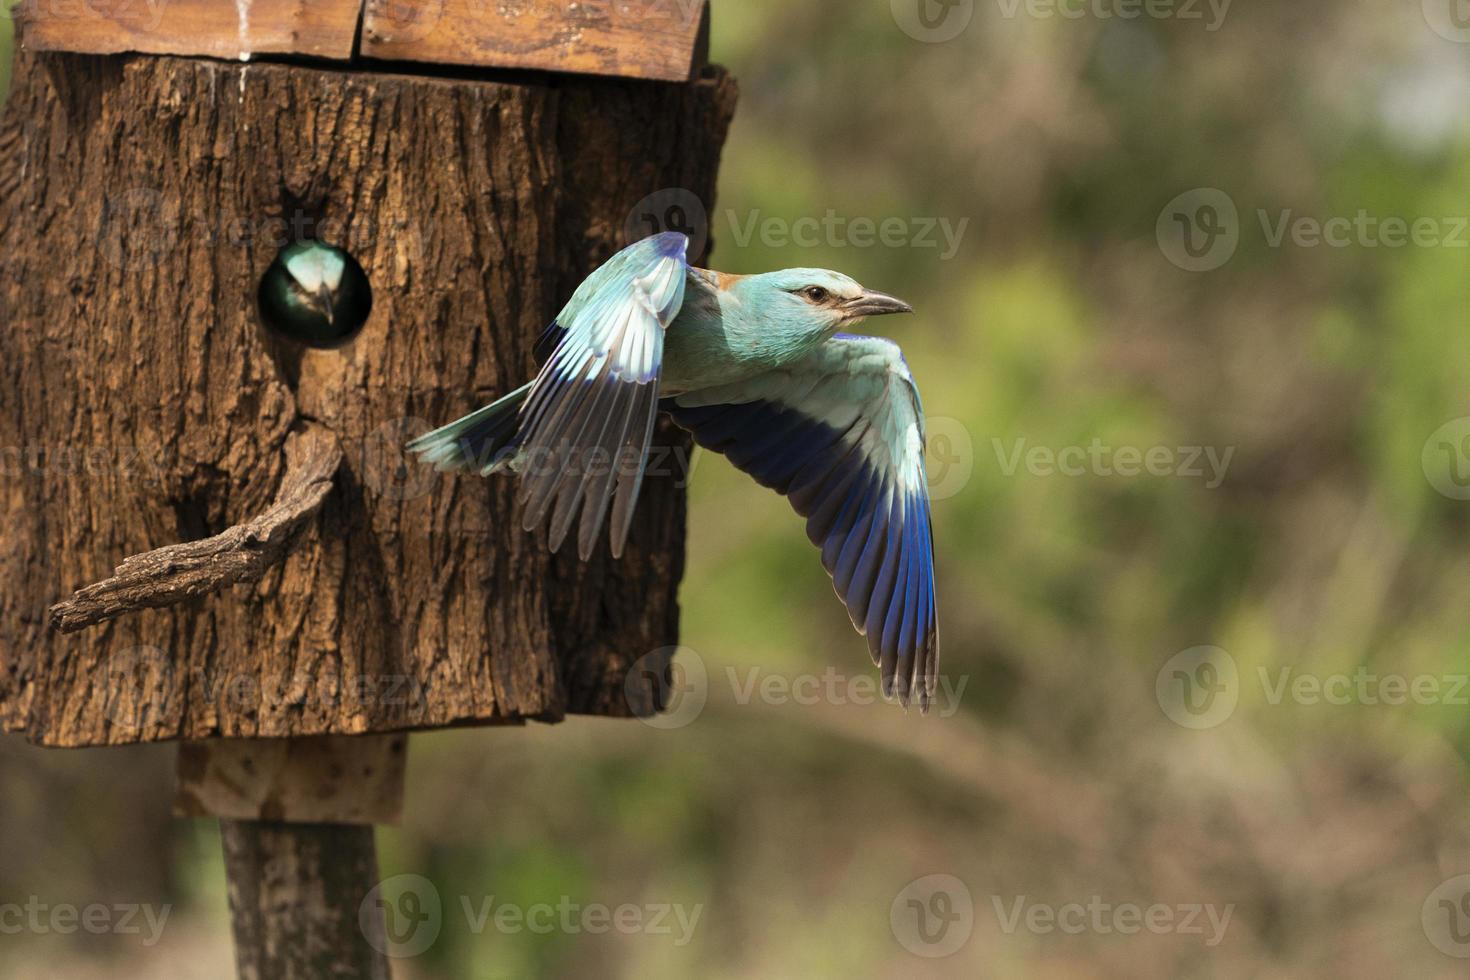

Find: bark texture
<box><xmin>221</xmin><ymin>818</ymin><xmax>390</xmax><ymax>980</ymax></box>
<box><xmin>0</xmin><ymin>49</ymin><xmax>737</xmax><ymax>747</ymax></box>
<box><xmin>49</xmin><ymin>425</ymin><xmax>342</xmax><ymax>633</ymax></box>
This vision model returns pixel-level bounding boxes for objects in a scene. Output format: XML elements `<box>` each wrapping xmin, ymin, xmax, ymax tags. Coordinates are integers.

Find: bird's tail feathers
<box><xmin>407</xmin><ymin>383</ymin><xmax>533</xmax><ymax>474</ymax></box>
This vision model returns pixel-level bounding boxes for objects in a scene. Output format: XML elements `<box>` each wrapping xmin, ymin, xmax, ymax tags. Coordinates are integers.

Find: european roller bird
<box><xmin>409</xmin><ymin>232</ymin><xmax>939</xmax><ymax>708</ymax></box>
<box><xmin>258</xmin><ymin>240</ymin><xmax>373</xmax><ymax>347</ymax></box>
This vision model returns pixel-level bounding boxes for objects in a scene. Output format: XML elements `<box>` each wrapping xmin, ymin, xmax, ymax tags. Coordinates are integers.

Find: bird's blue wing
<box><xmin>517</xmin><ymin>232</ymin><xmax>688</xmax><ymax>559</ymax></box>
<box><xmin>670</xmin><ymin>335</ymin><xmax>939</xmax><ymax>708</ymax></box>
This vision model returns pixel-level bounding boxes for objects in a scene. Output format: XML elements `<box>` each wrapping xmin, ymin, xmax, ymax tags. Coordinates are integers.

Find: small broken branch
<box><xmin>49</xmin><ymin>426</ymin><xmax>343</xmax><ymax>634</ymax></box>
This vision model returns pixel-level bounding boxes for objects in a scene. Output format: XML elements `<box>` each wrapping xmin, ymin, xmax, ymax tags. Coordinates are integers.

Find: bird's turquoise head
<box><xmin>736</xmin><ymin>268</ymin><xmax>912</xmax><ymax>335</ymax></box>
<box><xmin>258</xmin><ymin>240</ymin><xmax>373</xmax><ymax>348</ymax></box>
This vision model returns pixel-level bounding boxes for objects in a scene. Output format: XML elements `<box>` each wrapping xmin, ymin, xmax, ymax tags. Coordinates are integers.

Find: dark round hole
<box><xmin>257</xmin><ymin>240</ymin><xmax>373</xmax><ymax>349</ymax></box>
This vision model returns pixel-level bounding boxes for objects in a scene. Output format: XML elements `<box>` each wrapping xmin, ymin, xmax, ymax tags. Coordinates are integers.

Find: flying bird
<box><xmin>408</xmin><ymin>232</ymin><xmax>939</xmax><ymax>708</ymax></box>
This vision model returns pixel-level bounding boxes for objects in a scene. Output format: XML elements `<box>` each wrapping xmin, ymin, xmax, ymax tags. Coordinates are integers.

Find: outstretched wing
<box><xmin>517</xmin><ymin>231</ymin><xmax>688</xmax><ymax>560</ymax></box>
<box><xmin>670</xmin><ymin>335</ymin><xmax>939</xmax><ymax>708</ymax></box>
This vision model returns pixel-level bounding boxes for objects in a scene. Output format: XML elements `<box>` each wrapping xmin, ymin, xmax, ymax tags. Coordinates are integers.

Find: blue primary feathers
<box><xmin>409</xmin><ymin>232</ymin><xmax>939</xmax><ymax>708</ymax></box>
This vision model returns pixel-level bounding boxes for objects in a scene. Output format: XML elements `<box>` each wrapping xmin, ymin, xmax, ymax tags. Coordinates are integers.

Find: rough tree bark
<box><xmin>49</xmin><ymin>425</ymin><xmax>343</xmax><ymax>634</ymax></box>
<box><xmin>220</xmin><ymin>818</ymin><xmax>390</xmax><ymax>980</ymax></box>
<box><xmin>0</xmin><ymin>49</ymin><xmax>738</xmax><ymax>747</ymax></box>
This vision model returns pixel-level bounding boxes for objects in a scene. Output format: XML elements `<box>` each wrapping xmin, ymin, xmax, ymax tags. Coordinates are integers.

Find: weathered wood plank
<box><xmin>17</xmin><ymin>0</ymin><xmax>710</xmax><ymax>81</ymax></box>
<box><xmin>361</xmin><ymin>0</ymin><xmax>709</xmax><ymax>82</ymax></box>
<box><xmin>19</xmin><ymin>0</ymin><xmax>364</xmax><ymax>62</ymax></box>
<box><xmin>175</xmin><ymin>734</ymin><xmax>409</xmax><ymax>824</ymax></box>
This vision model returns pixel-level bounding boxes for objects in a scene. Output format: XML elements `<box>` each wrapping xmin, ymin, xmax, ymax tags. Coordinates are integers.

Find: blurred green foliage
<box><xmin>1</xmin><ymin>3</ymin><xmax>13</xmax><ymax>110</ymax></box>
<box><xmin>9</xmin><ymin>3</ymin><xmax>1470</xmax><ymax>977</ymax></box>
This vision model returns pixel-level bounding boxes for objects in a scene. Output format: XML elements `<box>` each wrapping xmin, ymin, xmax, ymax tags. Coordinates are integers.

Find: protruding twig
<box><xmin>48</xmin><ymin>426</ymin><xmax>343</xmax><ymax>634</ymax></box>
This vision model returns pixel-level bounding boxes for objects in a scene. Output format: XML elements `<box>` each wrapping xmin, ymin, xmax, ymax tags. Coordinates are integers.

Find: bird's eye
<box><xmin>803</xmin><ymin>286</ymin><xmax>829</xmax><ymax>303</ymax></box>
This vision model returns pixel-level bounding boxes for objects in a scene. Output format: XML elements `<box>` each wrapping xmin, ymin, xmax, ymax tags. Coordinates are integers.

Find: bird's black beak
<box><xmin>312</xmin><ymin>284</ymin><xmax>335</xmax><ymax>327</ymax></box>
<box><xmin>842</xmin><ymin>289</ymin><xmax>913</xmax><ymax>320</ymax></box>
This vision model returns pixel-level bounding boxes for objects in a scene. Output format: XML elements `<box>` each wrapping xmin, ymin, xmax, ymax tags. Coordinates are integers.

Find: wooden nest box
<box><xmin>0</xmin><ymin>3</ymin><xmax>735</xmax><ymax>975</ymax></box>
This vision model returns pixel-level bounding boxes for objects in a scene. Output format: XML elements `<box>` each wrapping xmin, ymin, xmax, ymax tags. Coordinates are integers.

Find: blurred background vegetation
<box><xmin>9</xmin><ymin>1</ymin><xmax>1470</xmax><ymax>977</ymax></box>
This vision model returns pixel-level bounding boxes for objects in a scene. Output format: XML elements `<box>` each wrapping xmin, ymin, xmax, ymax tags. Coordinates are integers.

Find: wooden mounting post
<box><xmin>175</xmin><ymin>733</ymin><xmax>407</xmax><ymax>980</ymax></box>
<box><xmin>221</xmin><ymin>820</ymin><xmax>389</xmax><ymax>980</ymax></box>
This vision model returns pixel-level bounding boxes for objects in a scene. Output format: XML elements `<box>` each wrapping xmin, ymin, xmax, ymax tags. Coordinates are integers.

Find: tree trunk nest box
<box><xmin>0</xmin><ymin>2</ymin><xmax>737</xmax><ymax>750</ymax></box>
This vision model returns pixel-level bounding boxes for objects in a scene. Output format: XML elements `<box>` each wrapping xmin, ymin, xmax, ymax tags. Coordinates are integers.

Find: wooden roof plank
<box><xmin>21</xmin><ymin>0</ymin><xmax>364</xmax><ymax>62</ymax></box>
<box><xmin>19</xmin><ymin>0</ymin><xmax>711</xmax><ymax>81</ymax></box>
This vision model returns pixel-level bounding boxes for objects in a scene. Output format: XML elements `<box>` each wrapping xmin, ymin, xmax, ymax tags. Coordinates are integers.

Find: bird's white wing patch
<box><xmin>515</xmin><ymin>232</ymin><xmax>689</xmax><ymax>560</ymax></box>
